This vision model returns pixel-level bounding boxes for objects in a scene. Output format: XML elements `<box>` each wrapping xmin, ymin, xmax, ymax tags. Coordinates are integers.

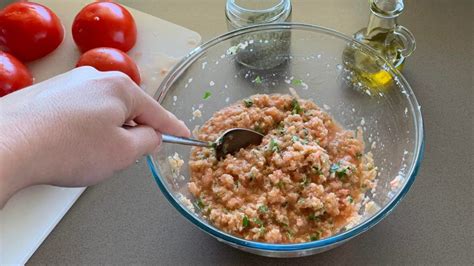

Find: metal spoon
<box><xmin>162</xmin><ymin>128</ymin><xmax>264</xmax><ymax>160</ymax></box>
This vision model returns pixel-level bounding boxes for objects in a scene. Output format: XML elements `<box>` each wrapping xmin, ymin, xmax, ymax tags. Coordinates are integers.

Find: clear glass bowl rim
<box><xmin>146</xmin><ymin>22</ymin><xmax>425</xmax><ymax>252</ymax></box>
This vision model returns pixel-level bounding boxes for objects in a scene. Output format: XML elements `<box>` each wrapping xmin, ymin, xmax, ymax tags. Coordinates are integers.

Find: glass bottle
<box><xmin>354</xmin><ymin>0</ymin><xmax>416</xmax><ymax>70</ymax></box>
<box><xmin>225</xmin><ymin>0</ymin><xmax>292</xmax><ymax>70</ymax></box>
<box><xmin>342</xmin><ymin>0</ymin><xmax>416</xmax><ymax>92</ymax></box>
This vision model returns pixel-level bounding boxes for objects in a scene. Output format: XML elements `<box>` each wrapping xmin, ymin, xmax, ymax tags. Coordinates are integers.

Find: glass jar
<box><xmin>225</xmin><ymin>0</ymin><xmax>292</xmax><ymax>70</ymax></box>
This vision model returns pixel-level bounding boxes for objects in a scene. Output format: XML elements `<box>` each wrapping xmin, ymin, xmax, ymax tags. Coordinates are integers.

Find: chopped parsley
<box><xmin>258</xmin><ymin>205</ymin><xmax>269</xmax><ymax>213</ymax></box>
<box><xmin>355</xmin><ymin>152</ymin><xmax>363</xmax><ymax>159</ymax></box>
<box><xmin>253</xmin><ymin>124</ymin><xmax>264</xmax><ymax>134</ymax></box>
<box><xmin>312</xmin><ymin>166</ymin><xmax>322</xmax><ymax>175</ymax></box>
<box><xmin>309</xmin><ymin>232</ymin><xmax>321</xmax><ymax>241</ymax></box>
<box><xmin>291</xmin><ymin>79</ymin><xmax>303</xmax><ymax>85</ymax></box>
<box><xmin>202</xmin><ymin>91</ymin><xmax>212</xmax><ymax>100</ymax></box>
<box><xmin>330</xmin><ymin>163</ymin><xmax>348</xmax><ymax>179</ymax></box>
<box><xmin>292</xmin><ymin>135</ymin><xmax>308</xmax><ymax>145</ymax></box>
<box><xmin>336</xmin><ymin>168</ymin><xmax>348</xmax><ymax>178</ymax></box>
<box><xmin>347</xmin><ymin>196</ymin><xmax>354</xmax><ymax>203</ymax></box>
<box><xmin>253</xmin><ymin>218</ymin><xmax>264</xmax><ymax>226</ymax></box>
<box><xmin>277</xmin><ymin>123</ymin><xmax>285</xmax><ymax>135</ymax></box>
<box><xmin>308</xmin><ymin>213</ymin><xmax>319</xmax><ymax>221</ymax></box>
<box><xmin>269</xmin><ymin>138</ymin><xmax>280</xmax><ymax>153</ymax></box>
<box><xmin>276</xmin><ymin>180</ymin><xmax>284</xmax><ymax>189</ymax></box>
<box><xmin>194</xmin><ymin>197</ymin><xmax>205</xmax><ymax>210</ymax></box>
<box><xmin>290</xmin><ymin>98</ymin><xmax>303</xmax><ymax>115</ymax></box>
<box><xmin>243</xmin><ymin>98</ymin><xmax>253</xmax><ymax>107</ymax></box>
<box><xmin>254</xmin><ymin>75</ymin><xmax>263</xmax><ymax>84</ymax></box>
<box><xmin>242</xmin><ymin>215</ymin><xmax>250</xmax><ymax>228</ymax></box>
<box><xmin>301</xmin><ymin>175</ymin><xmax>310</xmax><ymax>186</ymax></box>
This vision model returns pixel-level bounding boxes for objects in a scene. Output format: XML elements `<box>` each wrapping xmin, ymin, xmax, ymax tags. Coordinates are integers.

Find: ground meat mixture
<box><xmin>188</xmin><ymin>94</ymin><xmax>377</xmax><ymax>243</ymax></box>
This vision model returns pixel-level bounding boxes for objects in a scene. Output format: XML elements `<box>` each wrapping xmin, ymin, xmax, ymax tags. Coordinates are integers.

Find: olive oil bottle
<box><xmin>343</xmin><ymin>0</ymin><xmax>415</xmax><ymax>93</ymax></box>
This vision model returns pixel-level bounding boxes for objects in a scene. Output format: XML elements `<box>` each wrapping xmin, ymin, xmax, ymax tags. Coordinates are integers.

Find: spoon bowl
<box><xmin>162</xmin><ymin>128</ymin><xmax>264</xmax><ymax>159</ymax></box>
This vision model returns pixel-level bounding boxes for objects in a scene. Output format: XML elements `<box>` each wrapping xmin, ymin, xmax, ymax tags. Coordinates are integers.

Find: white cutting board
<box><xmin>0</xmin><ymin>1</ymin><xmax>201</xmax><ymax>264</ymax></box>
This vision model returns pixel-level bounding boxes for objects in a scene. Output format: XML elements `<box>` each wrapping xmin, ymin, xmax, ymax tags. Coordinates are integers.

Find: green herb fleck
<box><xmin>286</xmin><ymin>230</ymin><xmax>294</xmax><ymax>239</ymax></box>
<box><xmin>194</xmin><ymin>197</ymin><xmax>205</xmax><ymax>210</ymax></box>
<box><xmin>291</xmin><ymin>79</ymin><xmax>303</xmax><ymax>85</ymax></box>
<box><xmin>310</xmin><ymin>232</ymin><xmax>320</xmax><ymax>241</ymax></box>
<box><xmin>242</xmin><ymin>215</ymin><xmax>250</xmax><ymax>228</ymax></box>
<box><xmin>243</xmin><ymin>98</ymin><xmax>253</xmax><ymax>107</ymax></box>
<box><xmin>347</xmin><ymin>196</ymin><xmax>354</xmax><ymax>203</ymax></box>
<box><xmin>276</xmin><ymin>180</ymin><xmax>284</xmax><ymax>189</ymax></box>
<box><xmin>277</xmin><ymin>123</ymin><xmax>285</xmax><ymax>135</ymax></box>
<box><xmin>291</xmin><ymin>98</ymin><xmax>303</xmax><ymax>115</ymax></box>
<box><xmin>254</xmin><ymin>76</ymin><xmax>263</xmax><ymax>84</ymax></box>
<box><xmin>312</xmin><ymin>166</ymin><xmax>322</xmax><ymax>175</ymax></box>
<box><xmin>234</xmin><ymin>180</ymin><xmax>240</xmax><ymax>189</ymax></box>
<box><xmin>269</xmin><ymin>138</ymin><xmax>280</xmax><ymax>153</ymax></box>
<box><xmin>308</xmin><ymin>213</ymin><xmax>318</xmax><ymax>221</ymax></box>
<box><xmin>253</xmin><ymin>124</ymin><xmax>264</xmax><ymax>134</ymax></box>
<box><xmin>355</xmin><ymin>152</ymin><xmax>363</xmax><ymax>159</ymax></box>
<box><xmin>301</xmin><ymin>175</ymin><xmax>310</xmax><ymax>186</ymax></box>
<box><xmin>292</xmin><ymin>135</ymin><xmax>308</xmax><ymax>145</ymax></box>
<box><xmin>253</xmin><ymin>218</ymin><xmax>264</xmax><ymax>226</ymax></box>
<box><xmin>336</xmin><ymin>168</ymin><xmax>348</xmax><ymax>178</ymax></box>
<box><xmin>259</xmin><ymin>226</ymin><xmax>266</xmax><ymax>235</ymax></box>
<box><xmin>258</xmin><ymin>205</ymin><xmax>269</xmax><ymax>213</ymax></box>
<box><xmin>330</xmin><ymin>163</ymin><xmax>348</xmax><ymax>179</ymax></box>
<box><xmin>202</xmin><ymin>91</ymin><xmax>212</xmax><ymax>100</ymax></box>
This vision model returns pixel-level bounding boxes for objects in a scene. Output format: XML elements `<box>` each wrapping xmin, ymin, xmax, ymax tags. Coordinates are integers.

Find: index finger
<box><xmin>131</xmin><ymin>91</ymin><xmax>190</xmax><ymax>137</ymax></box>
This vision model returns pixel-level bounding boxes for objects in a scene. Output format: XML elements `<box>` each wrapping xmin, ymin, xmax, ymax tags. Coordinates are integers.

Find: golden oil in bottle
<box><xmin>343</xmin><ymin>0</ymin><xmax>415</xmax><ymax>94</ymax></box>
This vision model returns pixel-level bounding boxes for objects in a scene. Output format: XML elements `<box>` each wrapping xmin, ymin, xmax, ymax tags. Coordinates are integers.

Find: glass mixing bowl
<box><xmin>146</xmin><ymin>23</ymin><xmax>424</xmax><ymax>257</ymax></box>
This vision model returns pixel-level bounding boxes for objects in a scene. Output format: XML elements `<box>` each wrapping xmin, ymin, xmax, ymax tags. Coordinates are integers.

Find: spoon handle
<box><xmin>162</xmin><ymin>134</ymin><xmax>212</xmax><ymax>148</ymax></box>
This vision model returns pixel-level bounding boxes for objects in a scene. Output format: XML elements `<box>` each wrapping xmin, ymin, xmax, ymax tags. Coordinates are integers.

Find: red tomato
<box><xmin>72</xmin><ymin>2</ymin><xmax>137</xmax><ymax>53</ymax></box>
<box><xmin>0</xmin><ymin>2</ymin><xmax>64</xmax><ymax>62</ymax></box>
<box><xmin>0</xmin><ymin>52</ymin><xmax>33</xmax><ymax>97</ymax></box>
<box><xmin>76</xmin><ymin>47</ymin><xmax>141</xmax><ymax>84</ymax></box>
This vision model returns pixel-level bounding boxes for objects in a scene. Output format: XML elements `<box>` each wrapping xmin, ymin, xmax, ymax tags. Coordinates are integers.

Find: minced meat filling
<box><xmin>188</xmin><ymin>94</ymin><xmax>376</xmax><ymax>243</ymax></box>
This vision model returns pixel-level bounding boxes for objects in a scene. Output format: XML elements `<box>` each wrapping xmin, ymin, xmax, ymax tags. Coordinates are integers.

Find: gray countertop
<box><xmin>27</xmin><ymin>0</ymin><xmax>472</xmax><ymax>264</ymax></box>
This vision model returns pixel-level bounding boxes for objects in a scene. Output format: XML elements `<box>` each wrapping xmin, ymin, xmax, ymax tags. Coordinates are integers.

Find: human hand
<box><xmin>0</xmin><ymin>67</ymin><xmax>189</xmax><ymax>206</ymax></box>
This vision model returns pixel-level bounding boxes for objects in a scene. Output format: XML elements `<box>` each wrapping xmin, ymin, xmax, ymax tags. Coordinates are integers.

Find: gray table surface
<box><xmin>22</xmin><ymin>0</ymin><xmax>472</xmax><ymax>264</ymax></box>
